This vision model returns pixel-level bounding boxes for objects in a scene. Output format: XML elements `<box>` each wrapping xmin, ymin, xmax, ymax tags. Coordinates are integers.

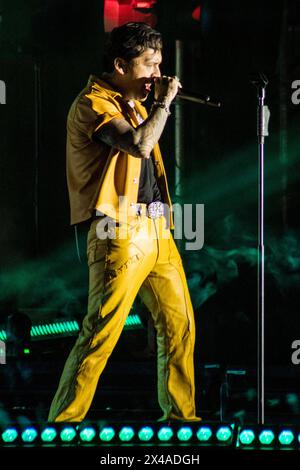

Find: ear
<box><xmin>114</xmin><ymin>58</ymin><xmax>128</xmax><ymax>75</ymax></box>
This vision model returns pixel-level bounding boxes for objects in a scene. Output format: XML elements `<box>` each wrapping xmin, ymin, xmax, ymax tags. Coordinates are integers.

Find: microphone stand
<box><xmin>251</xmin><ymin>73</ymin><xmax>270</xmax><ymax>425</ymax></box>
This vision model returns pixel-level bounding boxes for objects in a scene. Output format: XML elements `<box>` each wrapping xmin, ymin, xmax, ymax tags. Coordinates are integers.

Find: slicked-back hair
<box><xmin>104</xmin><ymin>22</ymin><xmax>162</xmax><ymax>71</ymax></box>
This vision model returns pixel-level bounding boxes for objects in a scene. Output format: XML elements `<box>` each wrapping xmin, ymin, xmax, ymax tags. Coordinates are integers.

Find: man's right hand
<box><xmin>96</xmin><ymin>76</ymin><xmax>180</xmax><ymax>160</ymax></box>
<box><xmin>154</xmin><ymin>75</ymin><xmax>182</xmax><ymax>105</ymax></box>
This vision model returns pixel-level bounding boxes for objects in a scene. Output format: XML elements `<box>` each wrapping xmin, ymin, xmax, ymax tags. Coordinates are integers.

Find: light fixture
<box><xmin>259</xmin><ymin>430</ymin><xmax>275</xmax><ymax>446</ymax></box>
<box><xmin>79</xmin><ymin>427</ymin><xmax>96</xmax><ymax>442</ymax></box>
<box><xmin>138</xmin><ymin>426</ymin><xmax>154</xmax><ymax>442</ymax></box>
<box><xmin>119</xmin><ymin>426</ymin><xmax>135</xmax><ymax>442</ymax></box>
<box><xmin>99</xmin><ymin>427</ymin><xmax>115</xmax><ymax>442</ymax></box>
<box><xmin>239</xmin><ymin>429</ymin><xmax>255</xmax><ymax>446</ymax></box>
<box><xmin>41</xmin><ymin>427</ymin><xmax>57</xmax><ymax>443</ymax></box>
<box><xmin>60</xmin><ymin>426</ymin><xmax>77</xmax><ymax>443</ymax></box>
<box><xmin>21</xmin><ymin>427</ymin><xmax>38</xmax><ymax>443</ymax></box>
<box><xmin>157</xmin><ymin>427</ymin><xmax>173</xmax><ymax>442</ymax></box>
<box><xmin>196</xmin><ymin>426</ymin><xmax>213</xmax><ymax>442</ymax></box>
<box><xmin>278</xmin><ymin>430</ymin><xmax>294</xmax><ymax>446</ymax></box>
<box><xmin>1</xmin><ymin>428</ymin><xmax>18</xmax><ymax>443</ymax></box>
<box><xmin>216</xmin><ymin>426</ymin><xmax>232</xmax><ymax>442</ymax></box>
<box><xmin>177</xmin><ymin>426</ymin><xmax>193</xmax><ymax>442</ymax></box>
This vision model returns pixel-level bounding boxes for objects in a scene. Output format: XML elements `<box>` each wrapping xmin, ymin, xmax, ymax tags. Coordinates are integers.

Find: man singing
<box><xmin>48</xmin><ymin>22</ymin><xmax>201</xmax><ymax>423</ymax></box>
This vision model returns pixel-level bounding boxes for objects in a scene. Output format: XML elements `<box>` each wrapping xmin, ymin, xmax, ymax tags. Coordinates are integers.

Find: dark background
<box><xmin>0</xmin><ymin>0</ymin><xmax>300</xmax><ymax>422</ymax></box>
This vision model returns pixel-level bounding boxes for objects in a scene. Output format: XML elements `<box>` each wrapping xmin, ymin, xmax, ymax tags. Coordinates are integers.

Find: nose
<box><xmin>152</xmin><ymin>65</ymin><xmax>161</xmax><ymax>78</ymax></box>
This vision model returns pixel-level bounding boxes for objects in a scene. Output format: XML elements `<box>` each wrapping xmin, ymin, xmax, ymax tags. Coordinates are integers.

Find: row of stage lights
<box><xmin>0</xmin><ymin>314</ymin><xmax>142</xmax><ymax>342</ymax></box>
<box><xmin>0</xmin><ymin>422</ymin><xmax>235</xmax><ymax>446</ymax></box>
<box><xmin>238</xmin><ymin>427</ymin><xmax>300</xmax><ymax>448</ymax></box>
<box><xmin>1</xmin><ymin>422</ymin><xmax>300</xmax><ymax>449</ymax></box>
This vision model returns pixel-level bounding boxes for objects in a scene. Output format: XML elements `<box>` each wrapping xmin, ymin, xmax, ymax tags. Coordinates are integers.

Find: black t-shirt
<box><xmin>93</xmin><ymin>97</ymin><xmax>161</xmax><ymax>205</ymax></box>
<box><xmin>137</xmin><ymin>155</ymin><xmax>162</xmax><ymax>204</ymax></box>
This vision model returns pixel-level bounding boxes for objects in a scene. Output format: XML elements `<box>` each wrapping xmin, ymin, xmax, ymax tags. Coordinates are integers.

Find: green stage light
<box><xmin>278</xmin><ymin>430</ymin><xmax>294</xmax><ymax>446</ymax></box>
<box><xmin>197</xmin><ymin>426</ymin><xmax>212</xmax><ymax>442</ymax></box>
<box><xmin>177</xmin><ymin>426</ymin><xmax>193</xmax><ymax>442</ymax></box>
<box><xmin>99</xmin><ymin>427</ymin><xmax>115</xmax><ymax>442</ymax></box>
<box><xmin>30</xmin><ymin>321</ymin><xmax>80</xmax><ymax>338</ymax></box>
<box><xmin>80</xmin><ymin>427</ymin><xmax>96</xmax><ymax>442</ymax></box>
<box><xmin>157</xmin><ymin>427</ymin><xmax>173</xmax><ymax>442</ymax></box>
<box><xmin>0</xmin><ymin>315</ymin><xmax>141</xmax><ymax>343</ymax></box>
<box><xmin>21</xmin><ymin>427</ymin><xmax>38</xmax><ymax>443</ymax></box>
<box><xmin>216</xmin><ymin>426</ymin><xmax>232</xmax><ymax>442</ymax></box>
<box><xmin>41</xmin><ymin>428</ymin><xmax>57</xmax><ymax>442</ymax></box>
<box><xmin>119</xmin><ymin>426</ymin><xmax>135</xmax><ymax>442</ymax></box>
<box><xmin>138</xmin><ymin>427</ymin><xmax>154</xmax><ymax>442</ymax></box>
<box><xmin>60</xmin><ymin>427</ymin><xmax>77</xmax><ymax>442</ymax></box>
<box><xmin>0</xmin><ymin>330</ymin><xmax>6</xmax><ymax>341</ymax></box>
<box><xmin>2</xmin><ymin>428</ymin><xmax>18</xmax><ymax>443</ymax></box>
<box><xmin>239</xmin><ymin>430</ymin><xmax>255</xmax><ymax>445</ymax></box>
<box><xmin>125</xmin><ymin>314</ymin><xmax>142</xmax><ymax>327</ymax></box>
<box><xmin>259</xmin><ymin>430</ymin><xmax>275</xmax><ymax>446</ymax></box>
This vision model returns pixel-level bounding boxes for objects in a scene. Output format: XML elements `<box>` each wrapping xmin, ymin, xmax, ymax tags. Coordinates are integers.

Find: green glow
<box><xmin>23</xmin><ymin>348</ymin><xmax>30</xmax><ymax>354</ymax></box>
<box><xmin>99</xmin><ymin>427</ymin><xmax>115</xmax><ymax>442</ymax></box>
<box><xmin>138</xmin><ymin>427</ymin><xmax>154</xmax><ymax>442</ymax></box>
<box><xmin>60</xmin><ymin>427</ymin><xmax>76</xmax><ymax>442</ymax></box>
<box><xmin>259</xmin><ymin>430</ymin><xmax>275</xmax><ymax>445</ymax></box>
<box><xmin>239</xmin><ymin>430</ymin><xmax>255</xmax><ymax>445</ymax></box>
<box><xmin>216</xmin><ymin>426</ymin><xmax>232</xmax><ymax>442</ymax></box>
<box><xmin>119</xmin><ymin>426</ymin><xmax>135</xmax><ymax>442</ymax></box>
<box><xmin>45</xmin><ymin>325</ymin><xmax>52</xmax><ymax>334</ymax></box>
<box><xmin>278</xmin><ymin>430</ymin><xmax>294</xmax><ymax>446</ymax></box>
<box><xmin>125</xmin><ymin>314</ymin><xmax>142</xmax><ymax>327</ymax></box>
<box><xmin>196</xmin><ymin>426</ymin><xmax>212</xmax><ymax>442</ymax></box>
<box><xmin>0</xmin><ymin>315</ymin><xmax>141</xmax><ymax>343</ymax></box>
<box><xmin>80</xmin><ymin>427</ymin><xmax>96</xmax><ymax>442</ymax></box>
<box><xmin>0</xmin><ymin>330</ymin><xmax>6</xmax><ymax>341</ymax></box>
<box><xmin>30</xmin><ymin>321</ymin><xmax>81</xmax><ymax>337</ymax></box>
<box><xmin>157</xmin><ymin>427</ymin><xmax>173</xmax><ymax>442</ymax></box>
<box><xmin>2</xmin><ymin>428</ymin><xmax>18</xmax><ymax>443</ymax></box>
<box><xmin>21</xmin><ymin>428</ymin><xmax>38</xmax><ymax>443</ymax></box>
<box><xmin>177</xmin><ymin>427</ymin><xmax>193</xmax><ymax>442</ymax></box>
<box><xmin>41</xmin><ymin>428</ymin><xmax>57</xmax><ymax>442</ymax></box>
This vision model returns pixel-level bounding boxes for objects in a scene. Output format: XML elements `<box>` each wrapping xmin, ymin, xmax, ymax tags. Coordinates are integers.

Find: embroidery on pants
<box><xmin>105</xmin><ymin>252</ymin><xmax>142</xmax><ymax>282</ymax></box>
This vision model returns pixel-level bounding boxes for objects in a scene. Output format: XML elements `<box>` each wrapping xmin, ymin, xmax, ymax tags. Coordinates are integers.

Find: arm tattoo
<box><xmin>96</xmin><ymin>106</ymin><xmax>169</xmax><ymax>159</ymax></box>
<box><xmin>134</xmin><ymin>106</ymin><xmax>169</xmax><ymax>159</ymax></box>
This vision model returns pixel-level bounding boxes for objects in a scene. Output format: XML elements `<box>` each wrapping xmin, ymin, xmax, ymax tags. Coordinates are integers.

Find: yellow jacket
<box><xmin>66</xmin><ymin>75</ymin><xmax>174</xmax><ymax>228</ymax></box>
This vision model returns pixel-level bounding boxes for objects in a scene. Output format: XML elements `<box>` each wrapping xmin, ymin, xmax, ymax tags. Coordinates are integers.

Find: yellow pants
<box><xmin>48</xmin><ymin>213</ymin><xmax>200</xmax><ymax>422</ymax></box>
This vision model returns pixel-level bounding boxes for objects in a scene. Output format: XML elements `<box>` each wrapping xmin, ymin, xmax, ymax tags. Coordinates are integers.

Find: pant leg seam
<box><xmin>146</xmin><ymin>276</ymin><xmax>173</xmax><ymax>415</ymax></box>
<box><xmin>168</xmin><ymin>259</ymin><xmax>195</xmax><ymax>410</ymax></box>
<box><xmin>50</xmin><ymin>236</ymin><xmax>110</xmax><ymax>420</ymax></box>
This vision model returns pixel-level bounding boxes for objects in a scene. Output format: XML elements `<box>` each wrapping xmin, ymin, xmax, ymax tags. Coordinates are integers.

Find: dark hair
<box><xmin>104</xmin><ymin>22</ymin><xmax>162</xmax><ymax>71</ymax></box>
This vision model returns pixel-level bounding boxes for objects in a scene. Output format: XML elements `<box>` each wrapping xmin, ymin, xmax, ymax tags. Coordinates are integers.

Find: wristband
<box><xmin>151</xmin><ymin>100</ymin><xmax>171</xmax><ymax>116</ymax></box>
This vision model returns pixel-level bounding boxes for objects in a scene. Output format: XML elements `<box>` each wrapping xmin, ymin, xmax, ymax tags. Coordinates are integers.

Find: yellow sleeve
<box><xmin>83</xmin><ymin>89</ymin><xmax>124</xmax><ymax>140</ymax></box>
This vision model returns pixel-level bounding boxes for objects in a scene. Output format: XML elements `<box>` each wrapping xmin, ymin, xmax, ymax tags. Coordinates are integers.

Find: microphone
<box><xmin>176</xmin><ymin>88</ymin><xmax>221</xmax><ymax>108</ymax></box>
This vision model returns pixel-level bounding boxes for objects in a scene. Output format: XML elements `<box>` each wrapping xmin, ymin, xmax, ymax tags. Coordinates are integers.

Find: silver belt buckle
<box><xmin>147</xmin><ymin>201</ymin><xmax>164</xmax><ymax>219</ymax></box>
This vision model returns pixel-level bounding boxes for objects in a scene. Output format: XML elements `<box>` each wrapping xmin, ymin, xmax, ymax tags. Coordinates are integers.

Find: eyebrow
<box><xmin>145</xmin><ymin>59</ymin><xmax>162</xmax><ymax>64</ymax></box>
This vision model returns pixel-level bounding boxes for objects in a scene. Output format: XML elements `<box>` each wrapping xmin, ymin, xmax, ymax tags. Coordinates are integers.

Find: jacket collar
<box><xmin>88</xmin><ymin>74</ymin><xmax>122</xmax><ymax>98</ymax></box>
<box><xmin>88</xmin><ymin>74</ymin><xmax>148</xmax><ymax>125</ymax></box>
